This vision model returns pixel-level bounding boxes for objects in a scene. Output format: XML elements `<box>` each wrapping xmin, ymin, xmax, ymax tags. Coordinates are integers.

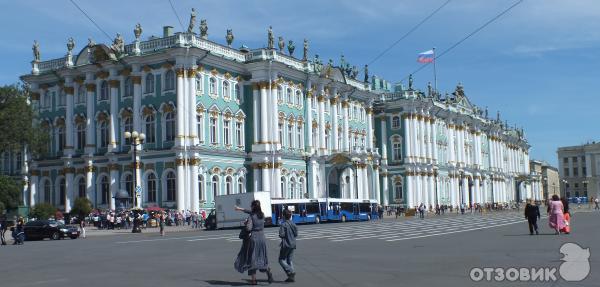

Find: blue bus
<box><xmin>271</xmin><ymin>199</ymin><xmax>322</xmax><ymax>225</ymax></box>
<box><xmin>318</xmin><ymin>198</ymin><xmax>380</xmax><ymax>222</ymax></box>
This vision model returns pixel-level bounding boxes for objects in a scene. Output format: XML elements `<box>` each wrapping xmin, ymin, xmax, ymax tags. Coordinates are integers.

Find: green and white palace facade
<box><xmin>20</xmin><ymin>23</ymin><xmax>540</xmax><ymax>213</ymax></box>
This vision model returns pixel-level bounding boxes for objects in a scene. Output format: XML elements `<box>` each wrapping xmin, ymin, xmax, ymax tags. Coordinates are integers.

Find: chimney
<box><xmin>163</xmin><ymin>26</ymin><xmax>173</xmax><ymax>37</ymax></box>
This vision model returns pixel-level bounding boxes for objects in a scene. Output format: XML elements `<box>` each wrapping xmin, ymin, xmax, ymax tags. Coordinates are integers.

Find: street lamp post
<box><xmin>124</xmin><ymin>131</ymin><xmax>145</xmax><ymax>233</ymax></box>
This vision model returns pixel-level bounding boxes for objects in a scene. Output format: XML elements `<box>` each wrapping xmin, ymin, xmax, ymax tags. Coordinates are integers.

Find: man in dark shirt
<box><xmin>524</xmin><ymin>199</ymin><xmax>540</xmax><ymax>235</ymax></box>
<box><xmin>278</xmin><ymin>209</ymin><xmax>298</xmax><ymax>282</ymax></box>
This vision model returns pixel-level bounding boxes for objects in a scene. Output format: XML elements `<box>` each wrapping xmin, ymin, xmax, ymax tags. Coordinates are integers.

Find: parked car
<box><xmin>23</xmin><ymin>220</ymin><xmax>80</xmax><ymax>240</ymax></box>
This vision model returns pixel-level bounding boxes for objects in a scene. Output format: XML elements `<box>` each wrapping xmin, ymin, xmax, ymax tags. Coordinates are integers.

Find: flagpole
<box><xmin>432</xmin><ymin>47</ymin><xmax>437</xmax><ymax>95</ymax></box>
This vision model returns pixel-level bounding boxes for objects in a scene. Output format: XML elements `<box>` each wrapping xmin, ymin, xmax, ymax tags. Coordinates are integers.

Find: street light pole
<box><xmin>124</xmin><ymin>131</ymin><xmax>145</xmax><ymax>233</ymax></box>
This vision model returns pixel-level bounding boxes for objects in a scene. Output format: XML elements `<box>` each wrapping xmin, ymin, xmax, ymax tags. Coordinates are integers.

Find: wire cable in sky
<box><xmin>402</xmin><ymin>0</ymin><xmax>524</xmax><ymax>82</ymax></box>
<box><xmin>168</xmin><ymin>0</ymin><xmax>185</xmax><ymax>32</ymax></box>
<box><xmin>368</xmin><ymin>0</ymin><xmax>451</xmax><ymax>66</ymax></box>
<box><xmin>68</xmin><ymin>0</ymin><xmax>113</xmax><ymax>42</ymax></box>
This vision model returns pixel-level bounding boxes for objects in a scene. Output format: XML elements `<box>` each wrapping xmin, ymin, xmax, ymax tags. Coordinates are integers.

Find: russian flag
<box><xmin>417</xmin><ymin>49</ymin><xmax>435</xmax><ymax>63</ymax></box>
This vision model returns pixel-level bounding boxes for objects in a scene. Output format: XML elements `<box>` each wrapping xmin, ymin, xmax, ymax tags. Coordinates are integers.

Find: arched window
<box><xmin>222</xmin><ymin>81</ymin><xmax>230</xmax><ymax>99</ymax></box>
<box><xmin>281</xmin><ymin>176</ymin><xmax>286</xmax><ymax>196</ymax></box>
<box><xmin>392</xmin><ymin>116</ymin><xmax>400</xmax><ymax>129</ymax></box>
<box><xmin>77</xmin><ymin>85</ymin><xmax>86</xmax><ymax>104</ymax></box>
<box><xmin>299</xmin><ymin>178</ymin><xmax>304</xmax><ymax>198</ymax></box>
<box><xmin>78</xmin><ymin>177</ymin><xmax>86</xmax><ymax>198</ymax></box>
<box><xmin>235</xmin><ymin>121</ymin><xmax>243</xmax><ymax>147</ymax></box>
<box><xmin>145</xmin><ymin>115</ymin><xmax>156</xmax><ymax>144</ymax></box>
<box><xmin>59</xmin><ymin>178</ymin><xmax>66</xmax><ymax>205</ymax></box>
<box><xmin>196</xmin><ymin>75</ymin><xmax>203</xmax><ymax>93</ymax></box>
<box><xmin>238</xmin><ymin>177</ymin><xmax>244</xmax><ymax>193</ymax></box>
<box><xmin>123</xmin><ymin>117</ymin><xmax>133</xmax><ymax>145</ymax></box>
<box><xmin>44</xmin><ymin>180</ymin><xmax>52</xmax><ymax>204</ymax></box>
<box><xmin>166</xmin><ymin>171</ymin><xmax>176</xmax><ymax>201</ymax></box>
<box><xmin>99</xmin><ymin>121</ymin><xmax>109</xmax><ymax>148</ymax></box>
<box><xmin>290</xmin><ymin>177</ymin><xmax>296</xmax><ymax>199</ymax></box>
<box><xmin>392</xmin><ymin>137</ymin><xmax>402</xmax><ymax>161</ymax></box>
<box><xmin>234</xmin><ymin>83</ymin><xmax>241</xmax><ymax>101</ymax></box>
<box><xmin>123</xmin><ymin>173</ymin><xmax>133</xmax><ymax>199</ymax></box>
<box><xmin>225</xmin><ymin>176</ymin><xmax>232</xmax><ymax>195</ymax></box>
<box><xmin>209</xmin><ymin>77</ymin><xmax>216</xmax><ymax>94</ymax></box>
<box><xmin>58</xmin><ymin>90</ymin><xmax>66</xmax><ymax>106</ymax></box>
<box><xmin>288</xmin><ymin>123</ymin><xmax>294</xmax><ymax>149</ymax></box>
<box><xmin>165</xmin><ymin>112</ymin><xmax>175</xmax><ymax>142</ymax></box>
<box><xmin>147</xmin><ymin>173</ymin><xmax>157</xmax><ymax>203</ymax></box>
<box><xmin>278</xmin><ymin>123</ymin><xmax>284</xmax><ymax>145</ymax></box>
<box><xmin>295</xmin><ymin>91</ymin><xmax>302</xmax><ymax>107</ymax></box>
<box><xmin>43</xmin><ymin>91</ymin><xmax>51</xmax><ymax>108</ymax></box>
<box><xmin>164</xmin><ymin>70</ymin><xmax>175</xmax><ymax>91</ymax></box>
<box><xmin>198</xmin><ymin>175</ymin><xmax>204</xmax><ymax>201</ymax></box>
<box><xmin>324</xmin><ymin>129</ymin><xmax>330</xmax><ymax>150</ymax></box>
<box><xmin>394</xmin><ymin>182</ymin><xmax>403</xmax><ymax>200</ymax></box>
<box><xmin>145</xmin><ymin>73</ymin><xmax>154</xmax><ymax>93</ymax></box>
<box><xmin>100</xmin><ymin>81</ymin><xmax>109</xmax><ymax>100</ymax></box>
<box><xmin>297</xmin><ymin>125</ymin><xmax>303</xmax><ymax>149</ymax></box>
<box><xmin>100</xmin><ymin>176</ymin><xmax>109</xmax><ymax>204</ymax></box>
<box><xmin>286</xmin><ymin>88</ymin><xmax>292</xmax><ymax>104</ymax></box>
<box><xmin>57</xmin><ymin>125</ymin><xmax>66</xmax><ymax>151</ymax></box>
<box><xmin>76</xmin><ymin>123</ymin><xmax>86</xmax><ymax>150</ymax></box>
<box><xmin>212</xmin><ymin>175</ymin><xmax>219</xmax><ymax>198</ymax></box>
<box><xmin>277</xmin><ymin>86</ymin><xmax>283</xmax><ymax>103</ymax></box>
<box><xmin>197</xmin><ymin>114</ymin><xmax>204</xmax><ymax>143</ymax></box>
<box><xmin>223</xmin><ymin>119</ymin><xmax>231</xmax><ymax>146</ymax></box>
<box><xmin>209</xmin><ymin>116</ymin><xmax>218</xmax><ymax>144</ymax></box>
<box><xmin>124</xmin><ymin>77</ymin><xmax>133</xmax><ymax>98</ymax></box>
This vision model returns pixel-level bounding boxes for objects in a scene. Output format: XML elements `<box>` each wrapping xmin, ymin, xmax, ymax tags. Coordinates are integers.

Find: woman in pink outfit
<box><xmin>548</xmin><ymin>194</ymin><xmax>565</xmax><ymax>235</ymax></box>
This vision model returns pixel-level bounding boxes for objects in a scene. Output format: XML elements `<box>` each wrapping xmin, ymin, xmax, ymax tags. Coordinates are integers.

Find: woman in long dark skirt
<box><xmin>234</xmin><ymin>200</ymin><xmax>273</xmax><ymax>285</ymax></box>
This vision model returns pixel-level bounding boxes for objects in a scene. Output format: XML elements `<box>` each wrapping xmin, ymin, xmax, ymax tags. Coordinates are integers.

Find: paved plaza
<box><xmin>1</xmin><ymin>210</ymin><xmax>598</xmax><ymax>287</ymax></box>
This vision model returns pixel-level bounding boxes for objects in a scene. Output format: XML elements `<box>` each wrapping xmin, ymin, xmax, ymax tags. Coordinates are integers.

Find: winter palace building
<box><xmin>19</xmin><ymin>18</ymin><xmax>541</xmax><ymax>213</ymax></box>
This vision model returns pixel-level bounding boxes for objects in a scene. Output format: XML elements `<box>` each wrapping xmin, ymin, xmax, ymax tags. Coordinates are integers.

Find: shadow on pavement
<box><xmin>203</xmin><ymin>280</ymin><xmax>249</xmax><ymax>286</ymax></box>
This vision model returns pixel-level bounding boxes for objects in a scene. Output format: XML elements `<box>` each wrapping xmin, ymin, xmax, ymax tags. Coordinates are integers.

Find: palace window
<box><xmin>197</xmin><ymin>114</ymin><xmax>205</xmax><ymax>143</ymax></box>
<box><xmin>222</xmin><ymin>81</ymin><xmax>230</xmax><ymax>99</ymax></box>
<box><xmin>166</xmin><ymin>171</ymin><xmax>176</xmax><ymax>201</ymax></box>
<box><xmin>59</xmin><ymin>178</ymin><xmax>66</xmax><ymax>205</ymax></box>
<box><xmin>78</xmin><ymin>177</ymin><xmax>86</xmax><ymax>198</ymax></box>
<box><xmin>223</xmin><ymin>119</ymin><xmax>231</xmax><ymax>146</ymax></box>
<box><xmin>226</xmin><ymin>176</ymin><xmax>232</xmax><ymax>195</ymax></box>
<box><xmin>164</xmin><ymin>70</ymin><xmax>175</xmax><ymax>91</ymax></box>
<box><xmin>281</xmin><ymin>177</ymin><xmax>286</xmax><ymax>196</ymax></box>
<box><xmin>122</xmin><ymin>117</ymin><xmax>133</xmax><ymax>146</ymax></box>
<box><xmin>124</xmin><ymin>77</ymin><xmax>133</xmax><ymax>98</ymax></box>
<box><xmin>238</xmin><ymin>177</ymin><xmax>244</xmax><ymax>193</ymax></box>
<box><xmin>394</xmin><ymin>182</ymin><xmax>403</xmax><ymax>199</ymax></box>
<box><xmin>288</xmin><ymin>124</ymin><xmax>294</xmax><ymax>149</ymax></box>
<box><xmin>58</xmin><ymin>90</ymin><xmax>66</xmax><ymax>106</ymax></box>
<box><xmin>278</xmin><ymin>123</ymin><xmax>284</xmax><ymax>145</ymax></box>
<box><xmin>57</xmin><ymin>126</ymin><xmax>66</xmax><ymax>151</ymax></box>
<box><xmin>290</xmin><ymin>177</ymin><xmax>296</xmax><ymax>199</ymax></box>
<box><xmin>44</xmin><ymin>180</ymin><xmax>51</xmax><ymax>204</ymax></box>
<box><xmin>392</xmin><ymin>142</ymin><xmax>402</xmax><ymax>161</ymax></box>
<box><xmin>311</xmin><ymin>97</ymin><xmax>316</xmax><ymax>109</ymax></box>
<box><xmin>165</xmin><ymin>112</ymin><xmax>175</xmax><ymax>142</ymax></box>
<box><xmin>312</xmin><ymin>129</ymin><xmax>318</xmax><ymax>148</ymax></box>
<box><xmin>287</xmin><ymin>88</ymin><xmax>293</xmax><ymax>104</ymax></box>
<box><xmin>210</xmin><ymin>117</ymin><xmax>218</xmax><ymax>144</ymax></box>
<box><xmin>15</xmin><ymin>152</ymin><xmax>21</xmax><ymax>172</ymax></box>
<box><xmin>297</xmin><ymin>125</ymin><xmax>303</xmax><ymax>149</ymax></box>
<box><xmin>142</xmin><ymin>173</ymin><xmax>155</xmax><ymax>203</ymax></box>
<box><xmin>76</xmin><ymin>85</ymin><xmax>86</xmax><ymax>104</ymax></box>
<box><xmin>277</xmin><ymin>86</ymin><xmax>283</xmax><ymax>103</ymax></box>
<box><xmin>100</xmin><ymin>176</ymin><xmax>109</xmax><ymax>204</ymax></box>
<box><xmin>198</xmin><ymin>175</ymin><xmax>204</xmax><ymax>201</ymax></box>
<box><xmin>235</xmin><ymin>121</ymin><xmax>243</xmax><ymax>147</ymax></box>
<box><xmin>196</xmin><ymin>74</ymin><xmax>203</xmax><ymax>93</ymax></box>
<box><xmin>145</xmin><ymin>74</ymin><xmax>154</xmax><ymax>94</ymax></box>
<box><xmin>209</xmin><ymin>77</ymin><xmax>216</xmax><ymax>94</ymax></box>
<box><xmin>392</xmin><ymin>116</ymin><xmax>400</xmax><ymax>129</ymax></box>
<box><xmin>144</xmin><ymin>115</ymin><xmax>156</xmax><ymax>144</ymax></box>
<box><xmin>100</xmin><ymin>81</ymin><xmax>109</xmax><ymax>101</ymax></box>
<box><xmin>296</xmin><ymin>91</ymin><xmax>302</xmax><ymax>107</ymax></box>
<box><xmin>76</xmin><ymin>123</ymin><xmax>86</xmax><ymax>150</ymax></box>
<box><xmin>43</xmin><ymin>91</ymin><xmax>51</xmax><ymax>108</ymax></box>
<box><xmin>123</xmin><ymin>173</ymin><xmax>133</xmax><ymax>199</ymax></box>
<box><xmin>212</xmin><ymin>175</ymin><xmax>219</xmax><ymax>199</ymax></box>
<box><xmin>299</xmin><ymin>178</ymin><xmax>304</xmax><ymax>198</ymax></box>
<box><xmin>325</xmin><ymin>129</ymin><xmax>330</xmax><ymax>150</ymax></box>
<box><xmin>234</xmin><ymin>84</ymin><xmax>241</xmax><ymax>102</ymax></box>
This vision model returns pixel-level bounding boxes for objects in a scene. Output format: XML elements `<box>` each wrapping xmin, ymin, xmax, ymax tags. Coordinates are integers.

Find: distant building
<box><xmin>529</xmin><ymin>160</ymin><xmax>559</xmax><ymax>200</ymax></box>
<box><xmin>557</xmin><ymin>142</ymin><xmax>600</xmax><ymax>199</ymax></box>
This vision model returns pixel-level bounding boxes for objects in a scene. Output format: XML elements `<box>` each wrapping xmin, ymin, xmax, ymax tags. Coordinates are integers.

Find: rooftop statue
<box><xmin>302</xmin><ymin>39</ymin><xmax>308</xmax><ymax>61</ymax></box>
<box><xmin>32</xmin><ymin>40</ymin><xmax>40</xmax><ymax>62</ymax></box>
<box><xmin>278</xmin><ymin>36</ymin><xmax>285</xmax><ymax>52</ymax></box>
<box><xmin>427</xmin><ymin>82</ymin><xmax>432</xmax><ymax>97</ymax></box>
<box><xmin>111</xmin><ymin>33</ymin><xmax>124</xmax><ymax>54</ymax></box>
<box><xmin>484</xmin><ymin>106</ymin><xmax>489</xmax><ymax>118</ymax></box>
<box><xmin>187</xmin><ymin>8</ymin><xmax>196</xmax><ymax>33</ymax></box>
<box><xmin>408</xmin><ymin>74</ymin><xmax>413</xmax><ymax>90</ymax></box>
<box><xmin>313</xmin><ymin>54</ymin><xmax>323</xmax><ymax>73</ymax></box>
<box><xmin>364</xmin><ymin>64</ymin><xmax>369</xmax><ymax>83</ymax></box>
<box><xmin>66</xmin><ymin>37</ymin><xmax>75</xmax><ymax>53</ymax></box>
<box><xmin>454</xmin><ymin>82</ymin><xmax>465</xmax><ymax>97</ymax></box>
<box><xmin>287</xmin><ymin>40</ymin><xmax>295</xmax><ymax>56</ymax></box>
<box><xmin>226</xmin><ymin>29</ymin><xmax>234</xmax><ymax>47</ymax></box>
<box><xmin>134</xmin><ymin>23</ymin><xmax>143</xmax><ymax>40</ymax></box>
<box><xmin>200</xmin><ymin>19</ymin><xmax>208</xmax><ymax>39</ymax></box>
<box><xmin>267</xmin><ymin>26</ymin><xmax>274</xmax><ymax>49</ymax></box>
<box><xmin>87</xmin><ymin>38</ymin><xmax>95</xmax><ymax>48</ymax></box>
<box><xmin>325</xmin><ymin>59</ymin><xmax>333</xmax><ymax>78</ymax></box>
<box><xmin>351</xmin><ymin>65</ymin><xmax>358</xmax><ymax>79</ymax></box>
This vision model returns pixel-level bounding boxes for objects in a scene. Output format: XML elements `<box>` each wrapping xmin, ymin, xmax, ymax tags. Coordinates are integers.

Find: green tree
<box><xmin>0</xmin><ymin>175</ymin><xmax>21</xmax><ymax>213</ymax></box>
<box><xmin>0</xmin><ymin>83</ymin><xmax>49</xmax><ymax>157</ymax></box>
<box><xmin>71</xmin><ymin>197</ymin><xmax>93</xmax><ymax>219</ymax></box>
<box><xmin>29</xmin><ymin>202</ymin><xmax>56</xmax><ymax>220</ymax></box>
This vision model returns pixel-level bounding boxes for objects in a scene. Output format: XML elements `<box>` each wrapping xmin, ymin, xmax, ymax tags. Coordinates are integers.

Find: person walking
<box><xmin>547</xmin><ymin>195</ymin><xmax>565</xmax><ymax>235</ymax></box>
<box><xmin>561</xmin><ymin>197</ymin><xmax>571</xmax><ymax>234</ymax></box>
<box><xmin>0</xmin><ymin>219</ymin><xmax>7</xmax><ymax>245</ymax></box>
<box><xmin>234</xmin><ymin>201</ymin><xmax>274</xmax><ymax>285</ymax></box>
<box><xmin>79</xmin><ymin>218</ymin><xmax>86</xmax><ymax>239</ymax></box>
<box><xmin>524</xmin><ymin>199</ymin><xmax>540</xmax><ymax>235</ymax></box>
<box><xmin>278</xmin><ymin>209</ymin><xmax>298</xmax><ymax>282</ymax></box>
<box><xmin>418</xmin><ymin>203</ymin><xmax>425</xmax><ymax>219</ymax></box>
<box><xmin>595</xmin><ymin>197</ymin><xmax>599</xmax><ymax>210</ymax></box>
<box><xmin>159</xmin><ymin>212</ymin><xmax>166</xmax><ymax>236</ymax></box>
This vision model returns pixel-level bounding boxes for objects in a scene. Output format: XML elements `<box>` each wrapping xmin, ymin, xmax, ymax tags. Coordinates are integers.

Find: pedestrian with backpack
<box><xmin>278</xmin><ymin>209</ymin><xmax>298</xmax><ymax>282</ymax></box>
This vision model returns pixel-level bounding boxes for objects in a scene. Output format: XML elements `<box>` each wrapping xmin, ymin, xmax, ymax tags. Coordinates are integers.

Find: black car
<box><xmin>23</xmin><ymin>220</ymin><xmax>80</xmax><ymax>240</ymax></box>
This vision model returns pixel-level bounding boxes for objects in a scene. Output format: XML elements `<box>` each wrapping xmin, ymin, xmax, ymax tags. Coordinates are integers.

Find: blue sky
<box><xmin>1</xmin><ymin>0</ymin><xmax>598</xmax><ymax>167</ymax></box>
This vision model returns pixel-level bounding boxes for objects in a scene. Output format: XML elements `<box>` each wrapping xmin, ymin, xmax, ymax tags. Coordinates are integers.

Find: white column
<box><xmin>380</xmin><ymin>115</ymin><xmax>388</xmax><ymax>164</ymax></box>
<box><xmin>448</xmin><ymin>124</ymin><xmax>455</xmax><ymax>164</ymax></box>
<box><xmin>176</xmin><ymin>69</ymin><xmax>185</xmax><ymax>146</ymax></box>
<box><xmin>270</xmin><ymin>81</ymin><xmax>279</xmax><ymax>147</ymax></box>
<box><xmin>85</xmin><ymin>164</ymin><xmax>94</xmax><ymax>206</ymax></box>
<box><xmin>176</xmin><ymin>159</ymin><xmax>185</xmax><ymax>210</ymax></box>
<box><xmin>30</xmin><ymin>173</ymin><xmax>38</xmax><ymax>207</ymax></box>
<box><xmin>65</xmin><ymin>171</ymin><xmax>74</xmax><ymax>213</ymax></box>
<box><xmin>108</xmin><ymin>78</ymin><xmax>119</xmax><ymax>152</ymax></box>
<box><xmin>188</xmin><ymin>69</ymin><xmax>198</xmax><ymax>146</ymax></box>
<box><xmin>374</xmin><ymin>167</ymin><xmax>381</xmax><ymax>204</ymax></box>
<box><xmin>425</xmin><ymin>116</ymin><xmax>432</xmax><ymax>162</ymax></box>
<box><xmin>253</xmin><ymin>168</ymin><xmax>260</xmax><ymax>193</ymax></box>
<box><xmin>331</xmin><ymin>97</ymin><xmax>339</xmax><ymax>152</ymax></box>
<box><xmin>64</xmin><ymin>82</ymin><xmax>75</xmax><ymax>155</ymax></box>
<box><xmin>262</xmin><ymin>166</ymin><xmax>271</xmax><ymax>196</ymax></box>
<box><xmin>318</xmin><ymin>94</ymin><xmax>326</xmax><ymax>153</ymax></box>
<box><xmin>362</xmin><ymin>166</ymin><xmax>369</xmax><ymax>199</ymax></box>
<box><xmin>260</xmin><ymin>83</ymin><xmax>269</xmax><ymax>143</ymax></box>
<box><xmin>403</xmin><ymin>114</ymin><xmax>411</xmax><ymax>161</ymax></box>
<box><xmin>253</xmin><ymin>84</ymin><xmax>260</xmax><ymax>144</ymax></box>
<box><xmin>432</xmin><ymin>119</ymin><xmax>438</xmax><ymax>163</ymax></box>
<box><xmin>428</xmin><ymin>173</ymin><xmax>435</xmax><ymax>207</ymax></box>
<box><xmin>406</xmin><ymin>173</ymin><xmax>413</xmax><ymax>208</ymax></box>
<box><xmin>190</xmin><ymin>159</ymin><xmax>199</xmax><ymax>212</ymax></box>
<box><xmin>381</xmin><ymin>171</ymin><xmax>388</xmax><ymax>206</ymax></box>
<box><xmin>85</xmin><ymin>80</ymin><xmax>95</xmax><ymax>155</ymax></box>
<box><xmin>306</xmin><ymin>93</ymin><xmax>314</xmax><ymax>153</ymax></box>
<box><xmin>109</xmin><ymin>166</ymin><xmax>118</xmax><ymax>210</ymax></box>
<box><xmin>366</xmin><ymin>107</ymin><xmax>373</xmax><ymax>151</ymax></box>
<box><xmin>412</xmin><ymin>115</ymin><xmax>419</xmax><ymax>163</ymax></box>
<box><xmin>342</xmin><ymin>101</ymin><xmax>350</xmax><ymax>152</ymax></box>
<box><xmin>474</xmin><ymin>176</ymin><xmax>480</xmax><ymax>204</ymax></box>
<box><xmin>274</xmin><ymin>164</ymin><xmax>282</xmax><ymax>198</ymax></box>
<box><xmin>132</xmin><ymin>75</ymin><xmax>142</xmax><ymax>132</ymax></box>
